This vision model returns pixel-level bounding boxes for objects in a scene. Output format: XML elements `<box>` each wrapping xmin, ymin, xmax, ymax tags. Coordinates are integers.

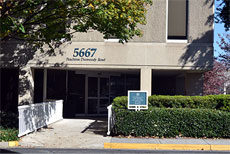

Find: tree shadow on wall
<box><xmin>179</xmin><ymin>0</ymin><xmax>214</xmax><ymax>70</ymax></box>
<box><xmin>179</xmin><ymin>30</ymin><xmax>214</xmax><ymax>70</ymax></box>
<box><xmin>204</xmin><ymin>0</ymin><xmax>214</xmax><ymax>27</ymax></box>
<box><xmin>0</xmin><ymin>39</ymin><xmax>68</xmax><ymax>106</ymax></box>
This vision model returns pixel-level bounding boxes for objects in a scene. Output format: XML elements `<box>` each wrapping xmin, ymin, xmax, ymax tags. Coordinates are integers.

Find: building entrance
<box><xmin>0</xmin><ymin>68</ymin><xmax>19</xmax><ymax>114</ymax></box>
<box><xmin>66</xmin><ymin>71</ymin><xmax>85</xmax><ymax>118</ymax></box>
<box><xmin>34</xmin><ymin>68</ymin><xmax>140</xmax><ymax>118</ymax></box>
<box><xmin>87</xmin><ymin>76</ymin><xmax>110</xmax><ymax>115</ymax></box>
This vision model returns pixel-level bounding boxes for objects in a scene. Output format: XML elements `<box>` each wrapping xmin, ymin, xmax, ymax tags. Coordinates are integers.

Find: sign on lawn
<box><xmin>128</xmin><ymin>91</ymin><xmax>148</xmax><ymax>111</ymax></box>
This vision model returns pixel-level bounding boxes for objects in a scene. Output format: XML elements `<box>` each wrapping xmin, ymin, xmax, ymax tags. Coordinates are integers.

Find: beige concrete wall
<box><xmin>71</xmin><ymin>0</ymin><xmax>167</xmax><ymax>43</ymax></box>
<box><xmin>131</xmin><ymin>0</ymin><xmax>166</xmax><ymax>43</ymax></box>
<box><xmin>18</xmin><ymin>66</ymin><xmax>34</xmax><ymax>105</ymax></box>
<box><xmin>21</xmin><ymin>42</ymin><xmax>212</xmax><ymax>70</ymax></box>
<box><xmin>0</xmin><ymin>0</ymin><xmax>214</xmax><ymax>104</ymax></box>
<box><xmin>1</xmin><ymin>40</ymin><xmax>211</xmax><ymax>105</ymax></box>
<box><xmin>188</xmin><ymin>0</ymin><xmax>214</xmax><ymax>43</ymax></box>
<box><xmin>141</xmin><ymin>68</ymin><xmax>152</xmax><ymax>96</ymax></box>
<box><xmin>72</xmin><ymin>0</ymin><xmax>214</xmax><ymax>44</ymax></box>
<box><xmin>71</xmin><ymin>30</ymin><xmax>104</xmax><ymax>42</ymax></box>
<box><xmin>1</xmin><ymin>41</ymin><xmax>213</xmax><ymax>71</ymax></box>
<box><xmin>0</xmin><ymin>0</ymin><xmax>214</xmax><ymax>70</ymax></box>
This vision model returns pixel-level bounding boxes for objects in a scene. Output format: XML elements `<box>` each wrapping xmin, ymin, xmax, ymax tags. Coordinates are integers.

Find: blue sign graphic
<box><xmin>128</xmin><ymin>91</ymin><xmax>148</xmax><ymax>111</ymax></box>
<box><xmin>129</xmin><ymin>92</ymin><xmax>147</xmax><ymax>105</ymax></box>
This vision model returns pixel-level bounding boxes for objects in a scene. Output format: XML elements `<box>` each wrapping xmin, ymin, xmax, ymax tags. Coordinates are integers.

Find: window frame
<box><xmin>166</xmin><ymin>0</ymin><xmax>188</xmax><ymax>43</ymax></box>
<box><xmin>104</xmin><ymin>38</ymin><xmax>121</xmax><ymax>43</ymax></box>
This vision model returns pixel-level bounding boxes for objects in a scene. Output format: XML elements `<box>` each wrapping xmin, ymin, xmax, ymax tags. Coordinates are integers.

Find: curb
<box><xmin>0</xmin><ymin>141</ymin><xmax>19</xmax><ymax>147</ymax></box>
<box><xmin>104</xmin><ymin>143</ymin><xmax>230</xmax><ymax>151</ymax></box>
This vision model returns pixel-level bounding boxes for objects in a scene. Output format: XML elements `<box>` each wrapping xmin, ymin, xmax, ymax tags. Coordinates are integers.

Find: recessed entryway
<box><xmin>0</xmin><ymin>67</ymin><xmax>19</xmax><ymax>114</ymax></box>
<box><xmin>33</xmin><ymin>68</ymin><xmax>140</xmax><ymax>118</ymax></box>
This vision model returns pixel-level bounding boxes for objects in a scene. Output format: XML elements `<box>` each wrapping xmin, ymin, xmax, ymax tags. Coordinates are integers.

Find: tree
<box><xmin>203</xmin><ymin>60</ymin><xmax>226</xmax><ymax>95</ymax></box>
<box><xmin>0</xmin><ymin>0</ymin><xmax>152</xmax><ymax>49</ymax></box>
<box><xmin>217</xmin><ymin>33</ymin><xmax>230</xmax><ymax>70</ymax></box>
<box><xmin>216</xmin><ymin>0</ymin><xmax>230</xmax><ymax>31</ymax></box>
<box><xmin>209</xmin><ymin>0</ymin><xmax>230</xmax><ymax>95</ymax></box>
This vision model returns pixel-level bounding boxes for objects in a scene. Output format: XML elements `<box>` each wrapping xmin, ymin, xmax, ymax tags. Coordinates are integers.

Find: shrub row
<box><xmin>0</xmin><ymin>127</ymin><xmax>19</xmax><ymax>142</ymax></box>
<box><xmin>0</xmin><ymin>111</ymin><xmax>19</xmax><ymax>141</ymax></box>
<box><xmin>112</xmin><ymin>95</ymin><xmax>230</xmax><ymax>111</ymax></box>
<box><xmin>0</xmin><ymin>111</ymin><xmax>18</xmax><ymax>129</ymax></box>
<box><xmin>112</xmin><ymin>108</ymin><xmax>230</xmax><ymax>138</ymax></box>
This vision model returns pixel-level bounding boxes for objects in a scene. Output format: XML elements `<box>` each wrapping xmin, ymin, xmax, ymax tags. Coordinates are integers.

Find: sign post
<box><xmin>128</xmin><ymin>91</ymin><xmax>148</xmax><ymax>111</ymax></box>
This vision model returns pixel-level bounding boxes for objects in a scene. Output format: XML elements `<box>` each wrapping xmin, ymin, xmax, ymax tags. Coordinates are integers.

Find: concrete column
<box><xmin>18</xmin><ymin>66</ymin><xmax>34</xmax><ymax>105</ymax></box>
<box><xmin>140</xmin><ymin>68</ymin><xmax>152</xmax><ymax>96</ymax></box>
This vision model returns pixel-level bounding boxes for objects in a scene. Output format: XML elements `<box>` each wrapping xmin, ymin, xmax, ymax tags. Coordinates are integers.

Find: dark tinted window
<box><xmin>0</xmin><ymin>68</ymin><xmax>19</xmax><ymax>113</ymax></box>
<box><xmin>168</xmin><ymin>0</ymin><xmax>187</xmax><ymax>39</ymax></box>
<box><xmin>110</xmin><ymin>75</ymin><xmax>125</xmax><ymax>100</ymax></box>
<box><xmin>125</xmin><ymin>74</ymin><xmax>140</xmax><ymax>95</ymax></box>
<box><xmin>47</xmin><ymin>69</ymin><xmax>66</xmax><ymax>100</ymax></box>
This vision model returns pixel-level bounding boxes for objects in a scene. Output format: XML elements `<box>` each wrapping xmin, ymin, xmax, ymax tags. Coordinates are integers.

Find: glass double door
<box><xmin>88</xmin><ymin>76</ymin><xmax>110</xmax><ymax>115</ymax></box>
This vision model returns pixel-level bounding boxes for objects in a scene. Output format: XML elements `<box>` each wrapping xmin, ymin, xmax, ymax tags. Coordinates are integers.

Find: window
<box><xmin>47</xmin><ymin>69</ymin><xmax>66</xmax><ymax>100</ymax></box>
<box><xmin>168</xmin><ymin>0</ymin><xmax>187</xmax><ymax>40</ymax></box>
<box><xmin>34</xmin><ymin>69</ymin><xmax>44</xmax><ymax>103</ymax></box>
<box><xmin>104</xmin><ymin>35</ymin><xmax>120</xmax><ymax>42</ymax></box>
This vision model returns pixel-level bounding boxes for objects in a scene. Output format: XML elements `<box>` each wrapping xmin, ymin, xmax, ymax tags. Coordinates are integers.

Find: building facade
<box><xmin>0</xmin><ymin>0</ymin><xmax>214</xmax><ymax>117</ymax></box>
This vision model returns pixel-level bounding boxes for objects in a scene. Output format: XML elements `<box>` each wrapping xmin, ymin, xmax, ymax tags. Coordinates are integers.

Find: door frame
<box><xmin>85</xmin><ymin>73</ymin><xmax>110</xmax><ymax>116</ymax></box>
<box><xmin>43</xmin><ymin>69</ymin><xmax>113</xmax><ymax>117</ymax></box>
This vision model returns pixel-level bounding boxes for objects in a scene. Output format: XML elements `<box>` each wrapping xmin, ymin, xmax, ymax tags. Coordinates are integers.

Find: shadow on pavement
<box><xmin>78</xmin><ymin>117</ymin><xmax>108</xmax><ymax>137</ymax></box>
<box><xmin>0</xmin><ymin>149</ymin><xmax>19</xmax><ymax>153</ymax></box>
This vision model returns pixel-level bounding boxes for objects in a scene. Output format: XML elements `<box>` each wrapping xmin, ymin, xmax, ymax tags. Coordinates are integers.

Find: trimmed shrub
<box><xmin>148</xmin><ymin>95</ymin><xmax>195</xmax><ymax>108</ymax></box>
<box><xmin>211</xmin><ymin>95</ymin><xmax>230</xmax><ymax>111</ymax></box>
<box><xmin>112</xmin><ymin>96</ymin><xmax>128</xmax><ymax>109</ymax></box>
<box><xmin>0</xmin><ymin>111</ymin><xmax>18</xmax><ymax>129</ymax></box>
<box><xmin>112</xmin><ymin>95</ymin><xmax>230</xmax><ymax>112</ymax></box>
<box><xmin>0</xmin><ymin>127</ymin><xmax>19</xmax><ymax>142</ymax></box>
<box><xmin>113</xmin><ymin>108</ymin><xmax>230</xmax><ymax>138</ymax></box>
<box><xmin>0</xmin><ymin>111</ymin><xmax>19</xmax><ymax>141</ymax></box>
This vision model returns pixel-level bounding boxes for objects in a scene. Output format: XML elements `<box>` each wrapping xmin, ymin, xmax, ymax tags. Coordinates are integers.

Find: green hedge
<box><xmin>113</xmin><ymin>108</ymin><xmax>230</xmax><ymax>138</ymax></box>
<box><xmin>0</xmin><ymin>111</ymin><xmax>19</xmax><ymax>141</ymax></box>
<box><xmin>0</xmin><ymin>127</ymin><xmax>19</xmax><ymax>142</ymax></box>
<box><xmin>112</xmin><ymin>95</ymin><xmax>230</xmax><ymax>111</ymax></box>
<box><xmin>0</xmin><ymin>111</ymin><xmax>18</xmax><ymax>129</ymax></box>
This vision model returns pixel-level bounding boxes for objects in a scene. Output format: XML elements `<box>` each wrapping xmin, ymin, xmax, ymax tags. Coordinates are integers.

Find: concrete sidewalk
<box><xmin>19</xmin><ymin>118</ymin><xmax>111</xmax><ymax>149</ymax></box>
<box><xmin>104</xmin><ymin>138</ymin><xmax>230</xmax><ymax>151</ymax></box>
<box><xmin>17</xmin><ymin>119</ymin><xmax>230</xmax><ymax>151</ymax></box>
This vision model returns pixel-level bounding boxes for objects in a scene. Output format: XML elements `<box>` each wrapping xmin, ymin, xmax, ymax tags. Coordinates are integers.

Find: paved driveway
<box><xmin>19</xmin><ymin>118</ymin><xmax>111</xmax><ymax>149</ymax></box>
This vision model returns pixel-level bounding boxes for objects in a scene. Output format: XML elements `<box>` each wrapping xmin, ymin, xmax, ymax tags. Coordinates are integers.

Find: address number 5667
<box><xmin>73</xmin><ymin>48</ymin><xmax>97</xmax><ymax>57</ymax></box>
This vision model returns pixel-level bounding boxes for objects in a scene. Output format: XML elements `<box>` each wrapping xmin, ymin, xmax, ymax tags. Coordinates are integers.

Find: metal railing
<box><xmin>18</xmin><ymin>100</ymin><xmax>63</xmax><ymax>137</ymax></box>
<box><xmin>107</xmin><ymin>104</ymin><xmax>115</xmax><ymax>135</ymax></box>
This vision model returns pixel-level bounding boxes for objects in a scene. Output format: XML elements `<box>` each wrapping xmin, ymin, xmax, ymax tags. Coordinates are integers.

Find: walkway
<box><xmin>20</xmin><ymin>118</ymin><xmax>111</xmax><ymax>149</ymax></box>
<box><xmin>19</xmin><ymin>118</ymin><xmax>230</xmax><ymax>151</ymax></box>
